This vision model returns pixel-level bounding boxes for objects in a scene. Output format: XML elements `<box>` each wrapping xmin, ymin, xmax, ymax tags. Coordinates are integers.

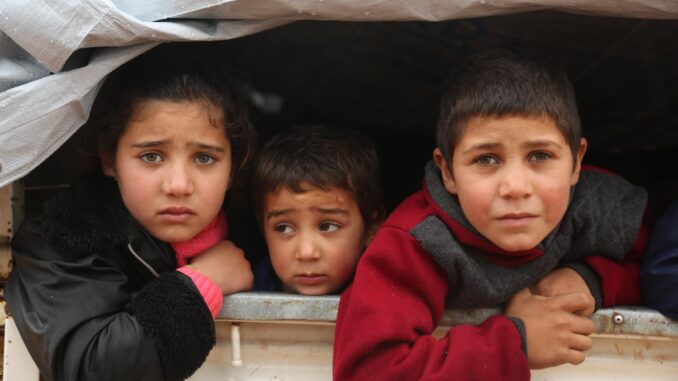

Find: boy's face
<box><xmin>262</xmin><ymin>184</ymin><xmax>366</xmax><ymax>295</ymax></box>
<box><xmin>434</xmin><ymin>115</ymin><xmax>586</xmax><ymax>252</ymax></box>
<box><xmin>103</xmin><ymin>100</ymin><xmax>231</xmax><ymax>243</ymax></box>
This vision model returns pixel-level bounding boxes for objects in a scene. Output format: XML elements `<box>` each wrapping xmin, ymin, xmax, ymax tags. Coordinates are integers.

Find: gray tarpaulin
<box><xmin>1</xmin><ymin>0</ymin><xmax>678</xmax><ymax>187</ymax></box>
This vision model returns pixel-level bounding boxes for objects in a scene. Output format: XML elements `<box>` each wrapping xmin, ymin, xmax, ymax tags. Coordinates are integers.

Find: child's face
<box><xmin>434</xmin><ymin>115</ymin><xmax>586</xmax><ymax>252</ymax></box>
<box><xmin>262</xmin><ymin>184</ymin><xmax>366</xmax><ymax>295</ymax></box>
<box><xmin>103</xmin><ymin>100</ymin><xmax>231</xmax><ymax>243</ymax></box>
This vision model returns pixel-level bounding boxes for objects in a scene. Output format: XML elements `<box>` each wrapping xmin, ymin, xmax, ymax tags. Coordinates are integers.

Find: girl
<box><xmin>6</xmin><ymin>45</ymin><xmax>256</xmax><ymax>381</ymax></box>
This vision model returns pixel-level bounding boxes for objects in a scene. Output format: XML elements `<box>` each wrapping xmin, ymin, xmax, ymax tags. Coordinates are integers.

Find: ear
<box><xmin>433</xmin><ymin>148</ymin><xmax>458</xmax><ymax>195</ymax></box>
<box><xmin>100</xmin><ymin>150</ymin><xmax>116</xmax><ymax>178</ymax></box>
<box><xmin>570</xmin><ymin>138</ymin><xmax>588</xmax><ymax>186</ymax></box>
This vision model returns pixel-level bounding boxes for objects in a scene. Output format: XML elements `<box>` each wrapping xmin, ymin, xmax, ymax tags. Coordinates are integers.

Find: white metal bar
<box><xmin>3</xmin><ymin>317</ymin><xmax>39</xmax><ymax>381</ymax></box>
<box><xmin>189</xmin><ymin>319</ymin><xmax>678</xmax><ymax>380</ymax></box>
<box><xmin>230</xmin><ymin>323</ymin><xmax>243</xmax><ymax>367</ymax></box>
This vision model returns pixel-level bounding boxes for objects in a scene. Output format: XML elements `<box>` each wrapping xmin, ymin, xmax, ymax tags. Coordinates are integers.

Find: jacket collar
<box><xmin>39</xmin><ymin>171</ymin><xmax>175</xmax><ymax>272</ymax></box>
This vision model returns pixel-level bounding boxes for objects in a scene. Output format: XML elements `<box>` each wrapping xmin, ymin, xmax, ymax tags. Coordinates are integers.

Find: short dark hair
<box><xmin>88</xmin><ymin>43</ymin><xmax>256</xmax><ymax>183</ymax></box>
<box><xmin>436</xmin><ymin>50</ymin><xmax>581</xmax><ymax>163</ymax></box>
<box><xmin>252</xmin><ymin>125</ymin><xmax>385</xmax><ymax>230</ymax></box>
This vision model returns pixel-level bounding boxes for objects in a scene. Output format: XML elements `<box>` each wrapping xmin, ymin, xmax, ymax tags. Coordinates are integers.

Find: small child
<box><xmin>333</xmin><ymin>51</ymin><xmax>649</xmax><ymax>380</ymax></box>
<box><xmin>640</xmin><ymin>200</ymin><xmax>678</xmax><ymax>319</ymax></box>
<box><xmin>6</xmin><ymin>45</ymin><xmax>256</xmax><ymax>381</ymax></box>
<box><xmin>251</xmin><ymin>124</ymin><xmax>385</xmax><ymax>295</ymax></box>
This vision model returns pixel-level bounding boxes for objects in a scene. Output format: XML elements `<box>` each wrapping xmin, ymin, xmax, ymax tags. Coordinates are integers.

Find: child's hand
<box><xmin>505</xmin><ymin>288</ymin><xmax>595</xmax><ymax>370</ymax></box>
<box><xmin>531</xmin><ymin>267</ymin><xmax>595</xmax><ymax>316</ymax></box>
<box><xmin>189</xmin><ymin>240</ymin><xmax>254</xmax><ymax>295</ymax></box>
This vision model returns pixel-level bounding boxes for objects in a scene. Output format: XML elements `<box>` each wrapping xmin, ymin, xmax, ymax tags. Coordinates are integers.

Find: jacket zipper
<box><xmin>127</xmin><ymin>243</ymin><xmax>160</xmax><ymax>278</ymax></box>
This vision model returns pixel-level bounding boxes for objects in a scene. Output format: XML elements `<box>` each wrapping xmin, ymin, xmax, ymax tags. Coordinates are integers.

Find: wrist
<box><xmin>178</xmin><ymin>266</ymin><xmax>223</xmax><ymax>318</ymax></box>
<box><xmin>507</xmin><ymin>316</ymin><xmax>527</xmax><ymax>356</ymax></box>
<box><xmin>564</xmin><ymin>263</ymin><xmax>602</xmax><ymax>310</ymax></box>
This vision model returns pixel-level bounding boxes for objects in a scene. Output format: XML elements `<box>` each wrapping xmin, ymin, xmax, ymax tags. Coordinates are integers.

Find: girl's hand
<box><xmin>531</xmin><ymin>267</ymin><xmax>595</xmax><ymax>316</ymax></box>
<box><xmin>505</xmin><ymin>288</ymin><xmax>595</xmax><ymax>370</ymax></box>
<box><xmin>189</xmin><ymin>240</ymin><xmax>254</xmax><ymax>295</ymax></box>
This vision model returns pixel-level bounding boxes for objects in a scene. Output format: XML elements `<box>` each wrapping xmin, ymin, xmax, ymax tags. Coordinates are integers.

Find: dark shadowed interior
<box><xmin>25</xmin><ymin>12</ymin><xmax>678</xmax><ymax>231</ymax></box>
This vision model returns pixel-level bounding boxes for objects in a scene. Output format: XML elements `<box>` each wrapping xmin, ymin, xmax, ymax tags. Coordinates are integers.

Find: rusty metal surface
<box><xmin>1</xmin><ymin>185</ymin><xmax>13</xmax><ymax>282</ymax></box>
<box><xmin>0</xmin><ymin>185</ymin><xmax>12</xmax><ymax>248</ymax></box>
<box><xmin>219</xmin><ymin>293</ymin><xmax>678</xmax><ymax>338</ymax></box>
<box><xmin>0</xmin><ymin>182</ymin><xmax>23</xmax><ymax>281</ymax></box>
<box><xmin>592</xmin><ymin>306</ymin><xmax>678</xmax><ymax>337</ymax></box>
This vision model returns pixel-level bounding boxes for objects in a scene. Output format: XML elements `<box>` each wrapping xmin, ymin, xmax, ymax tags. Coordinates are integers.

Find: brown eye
<box><xmin>319</xmin><ymin>222</ymin><xmax>340</xmax><ymax>232</ymax></box>
<box><xmin>274</xmin><ymin>223</ymin><xmax>294</xmax><ymax>234</ymax></box>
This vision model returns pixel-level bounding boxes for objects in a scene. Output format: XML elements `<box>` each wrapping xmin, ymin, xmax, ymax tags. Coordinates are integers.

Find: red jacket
<box><xmin>333</xmin><ymin>163</ymin><xmax>648</xmax><ymax>381</ymax></box>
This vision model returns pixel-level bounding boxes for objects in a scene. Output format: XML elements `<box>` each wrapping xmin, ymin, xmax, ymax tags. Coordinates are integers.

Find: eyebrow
<box><xmin>131</xmin><ymin>140</ymin><xmax>225</xmax><ymax>153</ymax></box>
<box><xmin>461</xmin><ymin>139</ymin><xmax>563</xmax><ymax>154</ymax></box>
<box><xmin>461</xmin><ymin>142</ymin><xmax>501</xmax><ymax>154</ymax></box>
<box><xmin>266</xmin><ymin>209</ymin><xmax>293</xmax><ymax>220</ymax></box>
<box><xmin>312</xmin><ymin>207</ymin><xmax>350</xmax><ymax>215</ymax></box>
<box><xmin>521</xmin><ymin>140</ymin><xmax>563</xmax><ymax>150</ymax></box>
<box><xmin>265</xmin><ymin>207</ymin><xmax>349</xmax><ymax>220</ymax></box>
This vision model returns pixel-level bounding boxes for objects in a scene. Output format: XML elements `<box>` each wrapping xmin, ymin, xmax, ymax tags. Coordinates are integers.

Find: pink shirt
<box><xmin>173</xmin><ymin>212</ymin><xmax>228</xmax><ymax>318</ymax></box>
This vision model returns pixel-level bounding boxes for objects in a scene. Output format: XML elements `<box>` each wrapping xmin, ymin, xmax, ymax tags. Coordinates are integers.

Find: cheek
<box><xmin>269</xmin><ymin>252</ymin><xmax>291</xmax><ymax>279</ymax></box>
<box><xmin>456</xmin><ymin>183</ymin><xmax>493</xmax><ymax>224</ymax></box>
<box><xmin>204</xmin><ymin>183</ymin><xmax>228</xmax><ymax>208</ymax></box>
<box><xmin>540</xmin><ymin>183</ymin><xmax>572</xmax><ymax>223</ymax></box>
<box><xmin>117</xmin><ymin>176</ymin><xmax>154</xmax><ymax>213</ymax></box>
<box><xmin>327</xmin><ymin>235</ymin><xmax>363</xmax><ymax>275</ymax></box>
<box><xmin>265</xmin><ymin>235</ymin><xmax>292</xmax><ymax>273</ymax></box>
<box><xmin>327</xmin><ymin>252</ymin><xmax>360</xmax><ymax>285</ymax></box>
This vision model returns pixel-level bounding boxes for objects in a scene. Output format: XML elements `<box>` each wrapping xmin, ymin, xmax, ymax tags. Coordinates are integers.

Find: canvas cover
<box><xmin>1</xmin><ymin>0</ymin><xmax>678</xmax><ymax>187</ymax></box>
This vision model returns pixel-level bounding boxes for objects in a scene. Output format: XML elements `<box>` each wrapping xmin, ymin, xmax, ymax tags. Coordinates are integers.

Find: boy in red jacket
<box><xmin>333</xmin><ymin>51</ymin><xmax>648</xmax><ymax>380</ymax></box>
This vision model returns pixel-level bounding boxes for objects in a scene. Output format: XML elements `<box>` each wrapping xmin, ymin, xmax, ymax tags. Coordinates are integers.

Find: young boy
<box><xmin>333</xmin><ymin>51</ymin><xmax>649</xmax><ymax>380</ymax></box>
<box><xmin>251</xmin><ymin>124</ymin><xmax>385</xmax><ymax>295</ymax></box>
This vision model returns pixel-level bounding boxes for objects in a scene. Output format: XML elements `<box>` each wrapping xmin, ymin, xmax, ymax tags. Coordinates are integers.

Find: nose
<box><xmin>161</xmin><ymin>162</ymin><xmax>194</xmax><ymax>197</ymax></box>
<box><xmin>295</xmin><ymin>232</ymin><xmax>321</xmax><ymax>261</ymax></box>
<box><xmin>498</xmin><ymin>163</ymin><xmax>533</xmax><ymax>199</ymax></box>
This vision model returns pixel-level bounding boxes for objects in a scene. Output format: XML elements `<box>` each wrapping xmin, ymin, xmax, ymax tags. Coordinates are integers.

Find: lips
<box><xmin>499</xmin><ymin>212</ymin><xmax>536</xmax><ymax>219</ymax></box>
<box><xmin>158</xmin><ymin>206</ymin><xmax>196</xmax><ymax>223</ymax></box>
<box><xmin>497</xmin><ymin>212</ymin><xmax>537</xmax><ymax>227</ymax></box>
<box><xmin>294</xmin><ymin>274</ymin><xmax>328</xmax><ymax>286</ymax></box>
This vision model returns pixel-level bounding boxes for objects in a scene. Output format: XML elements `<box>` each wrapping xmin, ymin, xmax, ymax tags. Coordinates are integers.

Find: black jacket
<box><xmin>6</xmin><ymin>173</ymin><xmax>216</xmax><ymax>381</ymax></box>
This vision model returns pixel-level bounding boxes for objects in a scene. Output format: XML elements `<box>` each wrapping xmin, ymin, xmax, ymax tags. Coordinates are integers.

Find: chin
<box><xmin>496</xmin><ymin>239</ymin><xmax>540</xmax><ymax>253</ymax></box>
<box><xmin>296</xmin><ymin>287</ymin><xmax>328</xmax><ymax>296</ymax></box>
<box><xmin>153</xmin><ymin>230</ymin><xmax>197</xmax><ymax>244</ymax></box>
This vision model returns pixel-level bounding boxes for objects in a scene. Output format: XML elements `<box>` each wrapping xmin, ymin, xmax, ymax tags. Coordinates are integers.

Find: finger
<box><xmin>569</xmin><ymin>333</ymin><xmax>593</xmax><ymax>352</ymax></box>
<box><xmin>565</xmin><ymin>348</ymin><xmax>587</xmax><ymax>365</ymax></box>
<box><xmin>573</xmin><ymin>306</ymin><xmax>595</xmax><ymax>318</ymax></box>
<box><xmin>569</xmin><ymin>314</ymin><xmax>596</xmax><ymax>335</ymax></box>
<box><xmin>529</xmin><ymin>282</ymin><xmax>546</xmax><ymax>296</ymax></box>
<box><xmin>553</xmin><ymin>291</ymin><xmax>595</xmax><ymax>313</ymax></box>
<box><xmin>513</xmin><ymin>287</ymin><xmax>533</xmax><ymax>299</ymax></box>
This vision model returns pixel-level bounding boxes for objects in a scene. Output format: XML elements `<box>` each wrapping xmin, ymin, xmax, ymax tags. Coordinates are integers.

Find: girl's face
<box><xmin>103</xmin><ymin>100</ymin><xmax>231</xmax><ymax>243</ymax></box>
